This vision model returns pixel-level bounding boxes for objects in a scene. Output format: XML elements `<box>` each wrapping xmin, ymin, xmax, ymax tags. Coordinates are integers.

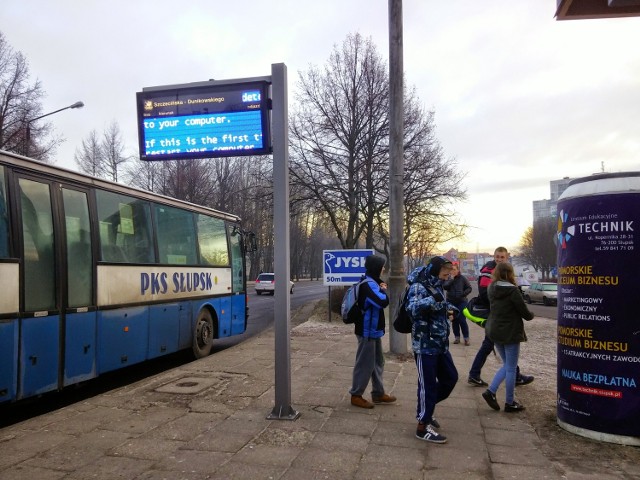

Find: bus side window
<box><xmin>96</xmin><ymin>190</ymin><xmax>153</xmax><ymax>263</ymax></box>
<box><xmin>155</xmin><ymin>204</ymin><xmax>197</xmax><ymax>265</ymax></box>
<box><xmin>196</xmin><ymin>214</ymin><xmax>228</xmax><ymax>266</ymax></box>
<box><xmin>19</xmin><ymin>179</ymin><xmax>55</xmax><ymax>311</ymax></box>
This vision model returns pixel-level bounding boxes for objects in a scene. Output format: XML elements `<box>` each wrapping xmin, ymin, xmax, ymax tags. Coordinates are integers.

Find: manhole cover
<box><xmin>155</xmin><ymin>376</ymin><xmax>220</xmax><ymax>394</ymax></box>
<box><xmin>176</xmin><ymin>381</ymin><xmax>199</xmax><ymax>388</ymax></box>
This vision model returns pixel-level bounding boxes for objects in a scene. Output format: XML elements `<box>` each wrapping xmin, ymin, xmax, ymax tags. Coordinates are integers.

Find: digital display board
<box><xmin>136</xmin><ymin>80</ymin><xmax>271</xmax><ymax>160</ymax></box>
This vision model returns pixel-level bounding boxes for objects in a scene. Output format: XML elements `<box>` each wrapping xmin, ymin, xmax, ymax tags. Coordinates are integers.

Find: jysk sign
<box><xmin>136</xmin><ymin>80</ymin><xmax>271</xmax><ymax>160</ymax></box>
<box><xmin>323</xmin><ymin>249</ymin><xmax>374</xmax><ymax>286</ymax></box>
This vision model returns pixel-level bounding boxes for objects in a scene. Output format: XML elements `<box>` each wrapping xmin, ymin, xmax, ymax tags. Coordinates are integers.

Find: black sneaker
<box><xmin>482</xmin><ymin>389</ymin><xmax>500</xmax><ymax>411</ymax></box>
<box><xmin>468</xmin><ymin>376</ymin><xmax>488</xmax><ymax>387</ymax></box>
<box><xmin>515</xmin><ymin>375</ymin><xmax>534</xmax><ymax>386</ymax></box>
<box><xmin>416</xmin><ymin>423</ymin><xmax>447</xmax><ymax>444</ymax></box>
<box><xmin>504</xmin><ymin>401</ymin><xmax>526</xmax><ymax>412</ymax></box>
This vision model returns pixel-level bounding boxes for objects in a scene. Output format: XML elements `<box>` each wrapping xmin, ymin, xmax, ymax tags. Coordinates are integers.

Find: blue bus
<box><xmin>0</xmin><ymin>150</ymin><xmax>252</xmax><ymax>403</ymax></box>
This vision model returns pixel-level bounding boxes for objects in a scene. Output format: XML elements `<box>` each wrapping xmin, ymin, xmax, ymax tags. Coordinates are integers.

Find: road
<box><xmin>211</xmin><ymin>279</ymin><xmax>327</xmax><ymax>352</ymax></box>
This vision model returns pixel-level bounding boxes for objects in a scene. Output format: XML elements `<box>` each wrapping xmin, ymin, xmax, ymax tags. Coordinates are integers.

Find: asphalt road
<box><xmin>211</xmin><ymin>279</ymin><xmax>327</xmax><ymax>352</ymax></box>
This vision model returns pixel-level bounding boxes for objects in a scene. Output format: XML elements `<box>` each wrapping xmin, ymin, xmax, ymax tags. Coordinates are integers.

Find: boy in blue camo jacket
<box><xmin>407</xmin><ymin>256</ymin><xmax>459</xmax><ymax>444</ymax></box>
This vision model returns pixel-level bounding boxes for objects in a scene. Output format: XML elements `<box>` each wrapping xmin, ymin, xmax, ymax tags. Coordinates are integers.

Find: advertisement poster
<box><xmin>556</xmin><ymin>190</ymin><xmax>640</xmax><ymax>438</ymax></box>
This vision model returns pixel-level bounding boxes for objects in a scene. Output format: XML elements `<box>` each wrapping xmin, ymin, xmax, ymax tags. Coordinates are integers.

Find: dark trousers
<box><xmin>469</xmin><ymin>334</ymin><xmax>522</xmax><ymax>380</ymax></box>
<box><xmin>414</xmin><ymin>351</ymin><xmax>458</xmax><ymax>425</ymax></box>
<box><xmin>450</xmin><ymin>300</ymin><xmax>470</xmax><ymax>339</ymax></box>
<box><xmin>350</xmin><ymin>336</ymin><xmax>385</xmax><ymax>397</ymax></box>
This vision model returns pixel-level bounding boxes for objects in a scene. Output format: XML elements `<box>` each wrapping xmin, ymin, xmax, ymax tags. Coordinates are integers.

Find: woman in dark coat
<box><xmin>443</xmin><ymin>262</ymin><xmax>472</xmax><ymax>345</ymax></box>
<box><xmin>481</xmin><ymin>262</ymin><xmax>534</xmax><ymax>412</ymax></box>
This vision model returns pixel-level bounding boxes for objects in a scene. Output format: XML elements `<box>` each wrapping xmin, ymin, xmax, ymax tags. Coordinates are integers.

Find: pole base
<box><xmin>267</xmin><ymin>405</ymin><xmax>301</xmax><ymax>421</ymax></box>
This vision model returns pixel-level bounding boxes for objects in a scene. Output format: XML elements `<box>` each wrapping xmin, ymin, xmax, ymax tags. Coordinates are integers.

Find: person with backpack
<box><xmin>443</xmin><ymin>261</ymin><xmax>472</xmax><ymax>345</ymax></box>
<box><xmin>467</xmin><ymin>247</ymin><xmax>534</xmax><ymax>387</ymax></box>
<box><xmin>407</xmin><ymin>256</ymin><xmax>459</xmax><ymax>444</ymax></box>
<box><xmin>349</xmin><ymin>255</ymin><xmax>395</xmax><ymax>409</ymax></box>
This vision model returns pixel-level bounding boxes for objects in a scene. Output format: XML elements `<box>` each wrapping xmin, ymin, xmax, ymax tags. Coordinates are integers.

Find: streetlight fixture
<box><xmin>24</xmin><ymin>101</ymin><xmax>85</xmax><ymax>157</ymax></box>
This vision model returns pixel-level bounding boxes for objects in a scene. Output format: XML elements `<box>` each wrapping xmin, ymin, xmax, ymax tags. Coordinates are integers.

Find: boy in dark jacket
<box><xmin>349</xmin><ymin>255</ymin><xmax>395</xmax><ymax>409</ymax></box>
<box><xmin>407</xmin><ymin>256</ymin><xmax>459</xmax><ymax>444</ymax></box>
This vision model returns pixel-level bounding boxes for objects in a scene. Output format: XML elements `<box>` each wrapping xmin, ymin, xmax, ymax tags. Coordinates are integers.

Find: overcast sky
<box><xmin>3</xmin><ymin>1</ymin><xmax>639</xmax><ymax>254</ymax></box>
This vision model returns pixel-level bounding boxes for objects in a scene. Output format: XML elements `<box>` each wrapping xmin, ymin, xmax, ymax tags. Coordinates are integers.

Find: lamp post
<box><xmin>388</xmin><ymin>0</ymin><xmax>406</xmax><ymax>354</ymax></box>
<box><xmin>24</xmin><ymin>101</ymin><xmax>84</xmax><ymax>157</ymax></box>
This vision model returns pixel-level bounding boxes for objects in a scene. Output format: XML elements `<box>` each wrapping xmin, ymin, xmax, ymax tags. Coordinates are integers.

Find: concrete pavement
<box><xmin>0</xmin><ymin>301</ymin><xmax>638</xmax><ymax>479</ymax></box>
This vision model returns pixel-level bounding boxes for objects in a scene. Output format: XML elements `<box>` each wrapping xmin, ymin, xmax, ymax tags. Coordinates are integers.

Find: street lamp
<box><xmin>24</xmin><ymin>101</ymin><xmax>84</xmax><ymax>157</ymax></box>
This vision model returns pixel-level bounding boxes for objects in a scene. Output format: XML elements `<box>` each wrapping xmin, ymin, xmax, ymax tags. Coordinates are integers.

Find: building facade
<box><xmin>532</xmin><ymin>177</ymin><xmax>572</xmax><ymax>223</ymax></box>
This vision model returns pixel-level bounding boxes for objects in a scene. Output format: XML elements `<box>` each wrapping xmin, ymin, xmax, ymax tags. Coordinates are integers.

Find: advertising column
<box><xmin>556</xmin><ymin>172</ymin><xmax>640</xmax><ymax>445</ymax></box>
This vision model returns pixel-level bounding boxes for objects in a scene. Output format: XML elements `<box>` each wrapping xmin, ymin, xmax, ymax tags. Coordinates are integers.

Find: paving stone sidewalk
<box><xmin>0</xmin><ymin>302</ymin><xmax>638</xmax><ymax>479</ymax></box>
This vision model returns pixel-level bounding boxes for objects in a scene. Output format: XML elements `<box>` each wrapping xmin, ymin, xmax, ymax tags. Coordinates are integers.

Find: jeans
<box><xmin>414</xmin><ymin>351</ymin><xmax>458</xmax><ymax>424</ymax></box>
<box><xmin>350</xmin><ymin>336</ymin><xmax>385</xmax><ymax>397</ymax></box>
<box><xmin>469</xmin><ymin>334</ymin><xmax>522</xmax><ymax>380</ymax></box>
<box><xmin>488</xmin><ymin>342</ymin><xmax>520</xmax><ymax>404</ymax></box>
<box><xmin>450</xmin><ymin>300</ymin><xmax>469</xmax><ymax>339</ymax></box>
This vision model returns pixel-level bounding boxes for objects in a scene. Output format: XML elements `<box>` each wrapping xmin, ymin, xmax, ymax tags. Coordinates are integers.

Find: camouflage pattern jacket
<box><xmin>406</xmin><ymin>265</ymin><xmax>455</xmax><ymax>355</ymax></box>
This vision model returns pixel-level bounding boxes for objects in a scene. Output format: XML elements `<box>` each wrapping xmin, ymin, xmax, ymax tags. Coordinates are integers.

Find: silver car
<box><xmin>254</xmin><ymin>273</ymin><xmax>294</xmax><ymax>295</ymax></box>
<box><xmin>524</xmin><ymin>282</ymin><xmax>557</xmax><ymax>306</ymax></box>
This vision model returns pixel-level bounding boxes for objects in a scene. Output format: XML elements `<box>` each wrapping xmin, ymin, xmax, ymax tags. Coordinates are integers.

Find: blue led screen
<box><xmin>136</xmin><ymin>81</ymin><xmax>271</xmax><ymax>160</ymax></box>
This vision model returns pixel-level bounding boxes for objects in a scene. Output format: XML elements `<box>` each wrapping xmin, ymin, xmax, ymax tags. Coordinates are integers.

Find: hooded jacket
<box><xmin>406</xmin><ymin>260</ymin><xmax>455</xmax><ymax>355</ymax></box>
<box><xmin>477</xmin><ymin>260</ymin><xmax>496</xmax><ymax>306</ymax></box>
<box><xmin>485</xmin><ymin>280</ymin><xmax>534</xmax><ymax>344</ymax></box>
<box><xmin>355</xmin><ymin>255</ymin><xmax>389</xmax><ymax>338</ymax></box>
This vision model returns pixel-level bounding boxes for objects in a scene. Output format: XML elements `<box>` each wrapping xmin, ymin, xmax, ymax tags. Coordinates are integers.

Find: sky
<box><xmin>2</xmin><ymin>1</ymin><xmax>640</xmax><ymax>254</ymax></box>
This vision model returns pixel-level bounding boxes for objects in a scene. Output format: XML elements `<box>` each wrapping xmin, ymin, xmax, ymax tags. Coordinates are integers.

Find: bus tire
<box><xmin>193</xmin><ymin>309</ymin><xmax>214</xmax><ymax>359</ymax></box>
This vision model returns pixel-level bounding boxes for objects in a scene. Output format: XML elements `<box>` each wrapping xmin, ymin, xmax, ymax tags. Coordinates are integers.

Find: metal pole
<box><xmin>267</xmin><ymin>62</ymin><xmax>300</xmax><ymax>420</ymax></box>
<box><xmin>388</xmin><ymin>0</ymin><xmax>407</xmax><ymax>354</ymax></box>
<box><xmin>24</xmin><ymin>101</ymin><xmax>84</xmax><ymax>157</ymax></box>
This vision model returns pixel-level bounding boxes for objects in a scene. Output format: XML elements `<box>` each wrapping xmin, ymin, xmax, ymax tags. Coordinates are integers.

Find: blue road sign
<box><xmin>323</xmin><ymin>249</ymin><xmax>375</xmax><ymax>286</ymax></box>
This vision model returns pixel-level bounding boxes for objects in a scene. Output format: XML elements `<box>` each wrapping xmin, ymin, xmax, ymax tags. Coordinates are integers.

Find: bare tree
<box><xmin>290</xmin><ymin>33</ymin><xmax>388</xmax><ymax>250</ymax></box>
<box><xmin>74</xmin><ymin>130</ymin><xmax>103</xmax><ymax>177</ymax></box>
<box><xmin>518</xmin><ymin>217</ymin><xmax>557</xmax><ymax>279</ymax></box>
<box><xmin>101</xmin><ymin>121</ymin><xmax>128</xmax><ymax>182</ymax></box>
<box><xmin>290</xmin><ymin>33</ymin><xmax>466</xmax><ymax>256</ymax></box>
<box><xmin>122</xmin><ymin>156</ymin><xmax>164</xmax><ymax>192</ymax></box>
<box><xmin>0</xmin><ymin>32</ymin><xmax>60</xmax><ymax>162</ymax></box>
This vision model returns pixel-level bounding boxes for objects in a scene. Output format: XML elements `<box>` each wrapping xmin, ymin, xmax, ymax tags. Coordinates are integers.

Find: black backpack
<box><xmin>393</xmin><ymin>281</ymin><xmax>443</xmax><ymax>334</ymax></box>
<box><xmin>393</xmin><ymin>285</ymin><xmax>412</xmax><ymax>333</ymax></box>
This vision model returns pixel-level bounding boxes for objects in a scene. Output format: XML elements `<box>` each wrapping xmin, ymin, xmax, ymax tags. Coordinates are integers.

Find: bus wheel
<box><xmin>193</xmin><ymin>309</ymin><xmax>214</xmax><ymax>359</ymax></box>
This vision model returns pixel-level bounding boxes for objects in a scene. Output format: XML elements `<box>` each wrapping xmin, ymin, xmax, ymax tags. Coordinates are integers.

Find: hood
<box><xmin>364</xmin><ymin>255</ymin><xmax>386</xmax><ymax>278</ymax></box>
<box><xmin>481</xmin><ymin>260</ymin><xmax>496</xmax><ymax>273</ymax></box>
<box><xmin>490</xmin><ymin>280</ymin><xmax>518</xmax><ymax>299</ymax></box>
<box><xmin>407</xmin><ymin>265</ymin><xmax>440</xmax><ymax>288</ymax></box>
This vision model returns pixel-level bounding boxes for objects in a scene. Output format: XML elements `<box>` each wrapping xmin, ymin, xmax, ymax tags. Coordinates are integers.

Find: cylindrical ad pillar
<box><xmin>556</xmin><ymin>172</ymin><xmax>640</xmax><ymax>446</ymax></box>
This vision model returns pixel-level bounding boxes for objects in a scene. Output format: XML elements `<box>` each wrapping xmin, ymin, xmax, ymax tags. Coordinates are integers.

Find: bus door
<box><xmin>59</xmin><ymin>185</ymin><xmax>96</xmax><ymax>386</ymax></box>
<box><xmin>17</xmin><ymin>177</ymin><xmax>96</xmax><ymax>399</ymax></box>
<box><xmin>16</xmin><ymin>176</ymin><xmax>60</xmax><ymax>398</ymax></box>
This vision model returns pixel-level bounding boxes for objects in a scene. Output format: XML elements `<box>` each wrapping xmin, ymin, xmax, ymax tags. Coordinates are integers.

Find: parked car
<box><xmin>524</xmin><ymin>282</ymin><xmax>557</xmax><ymax>306</ymax></box>
<box><xmin>254</xmin><ymin>273</ymin><xmax>294</xmax><ymax>295</ymax></box>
